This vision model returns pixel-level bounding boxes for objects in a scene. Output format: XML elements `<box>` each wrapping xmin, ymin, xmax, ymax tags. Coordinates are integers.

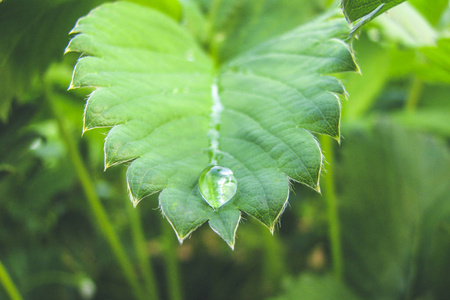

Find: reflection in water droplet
<box><xmin>198</xmin><ymin>166</ymin><xmax>237</xmax><ymax>210</ymax></box>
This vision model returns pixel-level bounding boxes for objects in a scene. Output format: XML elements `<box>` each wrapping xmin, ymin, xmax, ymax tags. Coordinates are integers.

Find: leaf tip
<box><xmin>82</xmin><ymin>110</ymin><xmax>105</xmax><ymax>134</ymax></box>
<box><xmin>208</xmin><ymin>210</ymin><xmax>241</xmax><ymax>249</ymax></box>
<box><xmin>81</xmin><ymin>124</ymin><xmax>90</xmax><ymax>136</ymax></box>
<box><xmin>104</xmin><ymin>160</ymin><xmax>111</xmax><ymax>171</ymax></box>
<box><xmin>103</xmin><ymin>138</ymin><xmax>112</xmax><ymax>171</ymax></box>
<box><xmin>67</xmin><ymin>80</ymin><xmax>78</xmax><ymax>90</ymax></box>
<box><xmin>64</xmin><ymin>45</ymin><xmax>73</xmax><ymax>55</ymax></box>
<box><xmin>129</xmin><ymin>193</ymin><xmax>142</xmax><ymax>208</ymax></box>
<box><xmin>224</xmin><ymin>239</ymin><xmax>236</xmax><ymax>250</ymax></box>
<box><xmin>269</xmin><ymin>226</ymin><xmax>275</xmax><ymax>235</ymax></box>
<box><xmin>160</xmin><ymin>208</ymin><xmax>188</xmax><ymax>244</ymax></box>
<box><xmin>81</xmin><ymin>117</ymin><xmax>91</xmax><ymax>136</ymax></box>
<box><xmin>127</xmin><ymin>180</ymin><xmax>142</xmax><ymax>208</ymax></box>
<box><xmin>267</xmin><ymin>190</ymin><xmax>290</xmax><ymax>235</ymax></box>
<box><xmin>129</xmin><ymin>193</ymin><xmax>140</xmax><ymax>208</ymax></box>
<box><xmin>131</xmin><ymin>199</ymin><xmax>140</xmax><ymax>208</ymax></box>
<box><xmin>314</xmin><ymin>185</ymin><xmax>322</xmax><ymax>194</ymax></box>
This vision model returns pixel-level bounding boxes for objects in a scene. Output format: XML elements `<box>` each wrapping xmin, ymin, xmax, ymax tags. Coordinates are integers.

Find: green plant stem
<box><xmin>161</xmin><ymin>220</ymin><xmax>183</xmax><ymax>300</ymax></box>
<box><xmin>403</xmin><ymin>76</ymin><xmax>424</xmax><ymax>299</ymax></box>
<box><xmin>405</xmin><ymin>76</ymin><xmax>423</xmax><ymax>112</ymax></box>
<box><xmin>260</xmin><ymin>225</ymin><xmax>285</xmax><ymax>295</ymax></box>
<box><xmin>320</xmin><ymin>135</ymin><xmax>343</xmax><ymax>280</ymax></box>
<box><xmin>0</xmin><ymin>260</ymin><xmax>23</xmax><ymax>300</ymax></box>
<box><xmin>45</xmin><ymin>87</ymin><xmax>147</xmax><ymax>300</ymax></box>
<box><xmin>124</xmin><ymin>185</ymin><xmax>160</xmax><ymax>300</ymax></box>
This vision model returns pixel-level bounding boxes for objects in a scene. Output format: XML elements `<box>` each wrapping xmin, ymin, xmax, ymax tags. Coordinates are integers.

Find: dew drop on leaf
<box><xmin>198</xmin><ymin>166</ymin><xmax>237</xmax><ymax>210</ymax></box>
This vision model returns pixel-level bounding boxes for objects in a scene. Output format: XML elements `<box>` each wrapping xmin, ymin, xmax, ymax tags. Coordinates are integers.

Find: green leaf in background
<box><xmin>127</xmin><ymin>0</ymin><xmax>181</xmax><ymax>19</ymax></box>
<box><xmin>270</xmin><ymin>273</ymin><xmax>361</xmax><ymax>300</ymax></box>
<box><xmin>66</xmin><ymin>1</ymin><xmax>357</xmax><ymax>247</ymax></box>
<box><xmin>0</xmin><ymin>105</ymin><xmax>76</xmax><ymax>249</ymax></box>
<box><xmin>341</xmin><ymin>34</ymin><xmax>391</xmax><ymax>120</ymax></box>
<box><xmin>409</xmin><ymin>0</ymin><xmax>449</xmax><ymax>26</ymax></box>
<box><xmin>419</xmin><ymin>38</ymin><xmax>450</xmax><ymax>83</ymax></box>
<box><xmin>0</xmin><ymin>0</ymin><xmax>180</xmax><ymax>123</ymax></box>
<box><xmin>373</xmin><ymin>2</ymin><xmax>437</xmax><ymax>48</ymax></box>
<box><xmin>365</xmin><ymin>2</ymin><xmax>450</xmax><ymax>83</ymax></box>
<box><xmin>0</xmin><ymin>0</ymin><xmax>105</xmax><ymax>122</ymax></box>
<box><xmin>341</xmin><ymin>0</ymin><xmax>406</xmax><ymax>23</ymax></box>
<box><xmin>388</xmin><ymin>84</ymin><xmax>450</xmax><ymax>138</ymax></box>
<box><xmin>339</xmin><ymin>122</ymin><xmax>450</xmax><ymax>299</ymax></box>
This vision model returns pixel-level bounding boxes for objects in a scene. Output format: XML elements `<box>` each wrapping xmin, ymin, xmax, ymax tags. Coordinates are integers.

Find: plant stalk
<box><xmin>403</xmin><ymin>76</ymin><xmax>424</xmax><ymax>299</ymax></box>
<box><xmin>405</xmin><ymin>76</ymin><xmax>423</xmax><ymax>112</ymax></box>
<box><xmin>124</xmin><ymin>184</ymin><xmax>160</xmax><ymax>300</ymax></box>
<box><xmin>161</xmin><ymin>220</ymin><xmax>183</xmax><ymax>300</ymax></box>
<box><xmin>320</xmin><ymin>135</ymin><xmax>343</xmax><ymax>279</ymax></box>
<box><xmin>260</xmin><ymin>224</ymin><xmax>285</xmax><ymax>295</ymax></box>
<box><xmin>0</xmin><ymin>260</ymin><xmax>23</xmax><ymax>300</ymax></box>
<box><xmin>45</xmin><ymin>87</ymin><xmax>147</xmax><ymax>300</ymax></box>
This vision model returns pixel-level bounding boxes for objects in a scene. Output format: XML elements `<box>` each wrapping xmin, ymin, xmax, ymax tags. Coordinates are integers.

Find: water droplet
<box><xmin>198</xmin><ymin>166</ymin><xmax>237</xmax><ymax>210</ymax></box>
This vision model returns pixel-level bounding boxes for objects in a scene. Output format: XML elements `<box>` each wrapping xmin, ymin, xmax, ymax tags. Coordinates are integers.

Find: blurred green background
<box><xmin>1</xmin><ymin>0</ymin><xmax>449</xmax><ymax>299</ymax></box>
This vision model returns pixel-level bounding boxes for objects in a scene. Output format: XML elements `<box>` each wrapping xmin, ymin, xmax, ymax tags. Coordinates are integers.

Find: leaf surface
<box><xmin>67</xmin><ymin>1</ymin><xmax>357</xmax><ymax>247</ymax></box>
<box><xmin>194</xmin><ymin>0</ymin><xmax>321</xmax><ymax>63</ymax></box>
<box><xmin>341</xmin><ymin>0</ymin><xmax>406</xmax><ymax>23</ymax></box>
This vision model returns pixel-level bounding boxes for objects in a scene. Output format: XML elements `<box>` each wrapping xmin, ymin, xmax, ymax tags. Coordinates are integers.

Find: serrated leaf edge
<box><xmin>209</xmin><ymin>213</ymin><xmax>242</xmax><ymax>250</ymax></box>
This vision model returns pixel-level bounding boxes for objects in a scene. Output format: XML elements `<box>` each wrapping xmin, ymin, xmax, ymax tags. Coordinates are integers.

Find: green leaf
<box><xmin>373</xmin><ymin>2</ymin><xmax>437</xmax><ymax>48</ymax></box>
<box><xmin>418</xmin><ymin>38</ymin><xmax>450</xmax><ymax>83</ymax></box>
<box><xmin>0</xmin><ymin>0</ymin><xmax>180</xmax><ymax>123</ymax></box>
<box><xmin>391</xmin><ymin>84</ymin><xmax>450</xmax><ymax>137</ymax></box>
<box><xmin>341</xmin><ymin>0</ymin><xmax>409</xmax><ymax>34</ymax></box>
<box><xmin>0</xmin><ymin>0</ymin><xmax>103</xmax><ymax>122</ymax></box>
<box><xmin>391</xmin><ymin>109</ymin><xmax>450</xmax><ymax>137</ymax></box>
<box><xmin>341</xmin><ymin>34</ymin><xmax>391</xmax><ymax>120</ymax></box>
<box><xmin>339</xmin><ymin>122</ymin><xmax>450</xmax><ymax>299</ymax></box>
<box><xmin>0</xmin><ymin>106</ymin><xmax>76</xmax><ymax>243</ymax></box>
<box><xmin>127</xmin><ymin>0</ymin><xmax>181</xmax><ymax>19</ymax></box>
<box><xmin>67</xmin><ymin>1</ymin><xmax>357</xmax><ymax>247</ymax></box>
<box><xmin>409</xmin><ymin>0</ymin><xmax>449</xmax><ymax>26</ymax></box>
<box><xmin>341</xmin><ymin>0</ymin><xmax>406</xmax><ymax>23</ymax></box>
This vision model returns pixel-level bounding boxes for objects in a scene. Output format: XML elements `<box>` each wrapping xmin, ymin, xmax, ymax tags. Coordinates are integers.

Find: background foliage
<box><xmin>1</xmin><ymin>0</ymin><xmax>449</xmax><ymax>299</ymax></box>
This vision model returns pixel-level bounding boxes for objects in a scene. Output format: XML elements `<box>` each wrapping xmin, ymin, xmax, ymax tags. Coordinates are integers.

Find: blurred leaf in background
<box><xmin>0</xmin><ymin>0</ymin><xmax>106</xmax><ymax>122</ymax></box>
<box><xmin>339</xmin><ymin>122</ymin><xmax>450</xmax><ymax>299</ymax></box>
